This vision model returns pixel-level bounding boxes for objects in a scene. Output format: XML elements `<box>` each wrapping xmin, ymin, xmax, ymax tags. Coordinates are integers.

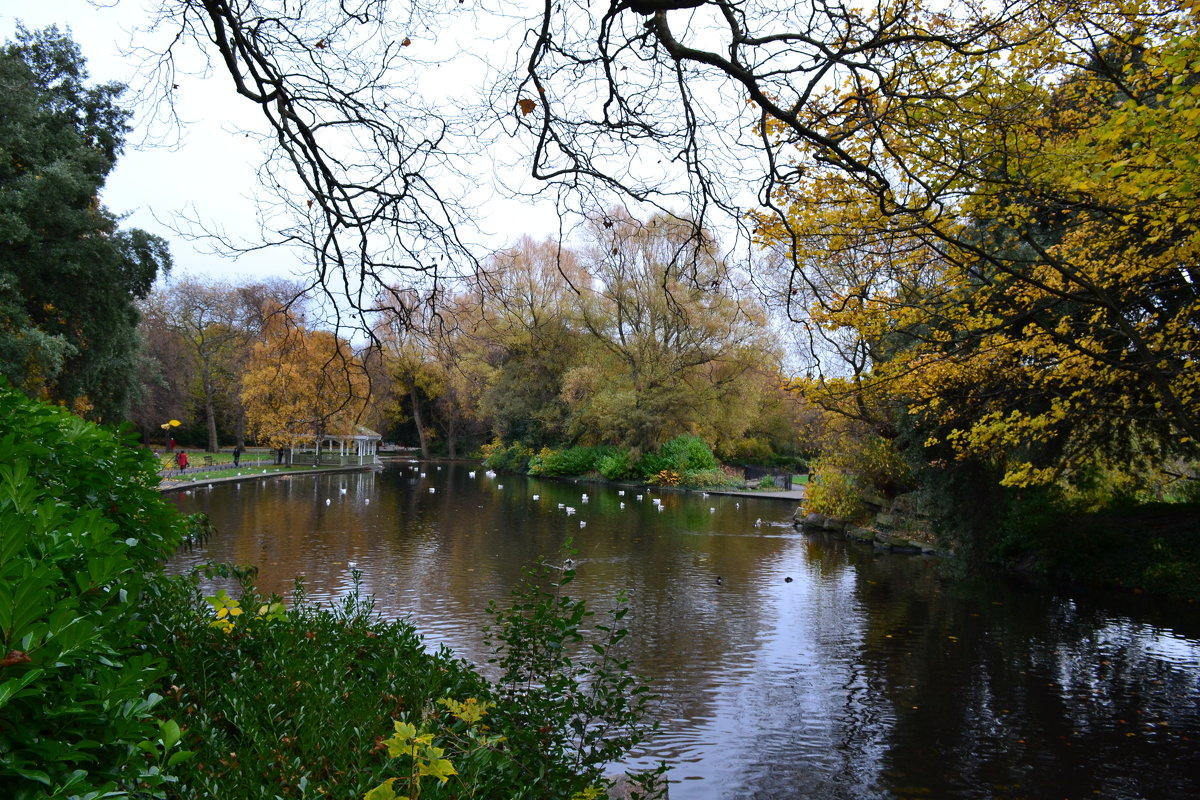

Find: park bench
<box><xmin>202</xmin><ymin>455</ymin><xmax>215</xmax><ymax>468</ymax></box>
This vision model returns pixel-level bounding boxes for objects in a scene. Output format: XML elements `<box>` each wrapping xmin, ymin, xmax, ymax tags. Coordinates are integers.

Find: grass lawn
<box><xmin>156</xmin><ymin>448</ymin><xmax>328</xmax><ymax>484</ymax></box>
<box><xmin>158</xmin><ymin>464</ymin><xmax>309</xmax><ymax>484</ymax></box>
<box><xmin>157</xmin><ymin>447</ymin><xmax>271</xmax><ymax>466</ymax></box>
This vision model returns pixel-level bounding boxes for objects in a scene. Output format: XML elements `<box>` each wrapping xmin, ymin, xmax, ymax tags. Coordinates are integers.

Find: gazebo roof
<box><xmin>322</xmin><ymin>425</ymin><xmax>382</xmax><ymax>441</ymax></box>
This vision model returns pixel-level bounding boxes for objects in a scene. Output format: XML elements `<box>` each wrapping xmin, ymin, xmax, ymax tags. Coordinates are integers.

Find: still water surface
<box><xmin>167</xmin><ymin>462</ymin><xmax>1200</xmax><ymax>799</ymax></box>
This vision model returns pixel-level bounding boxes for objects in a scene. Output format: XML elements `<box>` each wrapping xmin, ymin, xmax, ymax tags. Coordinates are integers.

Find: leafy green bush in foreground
<box><xmin>0</xmin><ymin>384</ymin><xmax>187</xmax><ymax>799</ymax></box>
<box><xmin>146</xmin><ymin>562</ymin><xmax>664</xmax><ymax>799</ymax></box>
<box><xmin>0</xmin><ymin>386</ymin><xmax>663</xmax><ymax>798</ymax></box>
<box><xmin>143</xmin><ymin>569</ymin><xmax>489</xmax><ymax>798</ymax></box>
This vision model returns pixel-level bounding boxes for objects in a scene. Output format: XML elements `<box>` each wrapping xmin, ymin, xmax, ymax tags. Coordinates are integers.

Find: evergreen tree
<box><xmin>0</xmin><ymin>25</ymin><xmax>170</xmax><ymax>421</ymax></box>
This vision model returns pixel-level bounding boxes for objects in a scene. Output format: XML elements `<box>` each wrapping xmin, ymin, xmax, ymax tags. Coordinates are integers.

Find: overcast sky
<box><xmin>1</xmin><ymin>0</ymin><xmax>285</xmax><ymax>282</ymax></box>
<box><xmin>1</xmin><ymin>0</ymin><xmax>568</xmax><ymax>287</ymax></box>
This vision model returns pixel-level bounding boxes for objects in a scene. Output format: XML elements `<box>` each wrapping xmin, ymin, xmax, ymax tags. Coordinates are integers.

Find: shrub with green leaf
<box><xmin>528</xmin><ymin>445</ymin><xmax>619</xmax><ymax>477</ymax></box>
<box><xmin>142</xmin><ymin>568</ymin><xmax>489</xmax><ymax>799</ymax></box>
<box><xmin>636</xmin><ymin>435</ymin><xmax>718</xmax><ymax>481</ymax></box>
<box><xmin>143</xmin><ymin>560</ymin><xmax>665</xmax><ymax>799</ymax></box>
<box><xmin>0</xmin><ymin>383</ymin><xmax>188</xmax><ymax>799</ymax></box>
<box><xmin>667</xmin><ymin>435</ymin><xmax>719</xmax><ymax>472</ymax></box>
<box><xmin>146</xmin><ymin>556</ymin><xmax>672</xmax><ymax>800</ymax></box>
<box><xmin>597</xmin><ymin>449</ymin><xmax>635</xmax><ymax>481</ymax></box>
<box><xmin>482</xmin><ymin>555</ymin><xmax>665</xmax><ymax>798</ymax></box>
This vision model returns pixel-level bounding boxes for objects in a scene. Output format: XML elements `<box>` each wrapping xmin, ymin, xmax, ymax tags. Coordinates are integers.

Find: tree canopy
<box><xmin>754</xmin><ymin>0</ymin><xmax>1200</xmax><ymax>492</ymax></box>
<box><xmin>0</xmin><ymin>25</ymin><xmax>170</xmax><ymax>421</ymax></box>
<box><xmin>241</xmin><ymin>308</ymin><xmax>370</xmax><ymax>450</ymax></box>
<box><xmin>565</xmin><ymin>211</ymin><xmax>777</xmax><ymax>450</ymax></box>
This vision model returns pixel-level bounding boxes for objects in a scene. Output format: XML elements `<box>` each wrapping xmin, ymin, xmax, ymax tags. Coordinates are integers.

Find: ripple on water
<box><xmin>166</xmin><ymin>466</ymin><xmax>1200</xmax><ymax>800</ymax></box>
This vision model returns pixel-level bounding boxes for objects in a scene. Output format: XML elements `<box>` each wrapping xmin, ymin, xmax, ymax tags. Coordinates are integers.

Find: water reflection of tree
<box><xmin>169</xmin><ymin>471</ymin><xmax>1200</xmax><ymax>798</ymax></box>
<box><xmin>848</xmin><ymin>559</ymin><xmax>1200</xmax><ymax>798</ymax></box>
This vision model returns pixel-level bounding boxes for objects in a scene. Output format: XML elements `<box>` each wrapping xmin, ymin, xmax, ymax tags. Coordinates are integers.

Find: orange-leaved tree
<box><xmin>240</xmin><ymin>309</ymin><xmax>369</xmax><ymax>453</ymax></box>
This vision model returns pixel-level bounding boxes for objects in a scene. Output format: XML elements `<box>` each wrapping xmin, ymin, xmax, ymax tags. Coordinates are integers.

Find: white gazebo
<box><xmin>289</xmin><ymin>424</ymin><xmax>382</xmax><ymax>466</ymax></box>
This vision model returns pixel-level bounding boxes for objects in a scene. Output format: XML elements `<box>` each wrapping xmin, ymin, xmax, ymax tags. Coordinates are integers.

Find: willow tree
<box><xmin>470</xmin><ymin>236</ymin><xmax>590</xmax><ymax>448</ymax></box>
<box><xmin>564</xmin><ymin>210</ymin><xmax>778</xmax><ymax>451</ymax></box>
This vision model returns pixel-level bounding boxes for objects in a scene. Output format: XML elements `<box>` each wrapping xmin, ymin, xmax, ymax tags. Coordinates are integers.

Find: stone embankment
<box><xmin>794</xmin><ymin>492</ymin><xmax>950</xmax><ymax>557</ymax></box>
<box><xmin>607</xmin><ymin>773</ymin><xmax>668</xmax><ymax>800</ymax></box>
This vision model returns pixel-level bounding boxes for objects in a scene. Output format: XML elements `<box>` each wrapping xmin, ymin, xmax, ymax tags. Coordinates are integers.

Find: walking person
<box><xmin>176</xmin><ymin>450</ymin><xmax>189</xmax><ymax>473</ymax></box>
<box><xmin>233</xmin><ymin>445</ymin><xmax>242</xmax><ymax>467</ymax></box>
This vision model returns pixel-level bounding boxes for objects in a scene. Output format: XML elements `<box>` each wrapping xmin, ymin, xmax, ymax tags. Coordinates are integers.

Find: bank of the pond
<box><xmin>454</xmin><ymin>463</ymin><xmax>811</xmax><ymax>503</ymax></box>
<box><xmin>1008</xmin><ymin>502</ymin><xmax>1200</xmax><ymax>602</ymax></box>
<box><xmin>795</xmin><ymin>508</ymin><xmax>950</xmax><ymax>557</ymax></box>
<box><xmin>160</xmin><ymin>455</ymin><xmax>807</xmax><ymax>502</ymax></box>
<box><xmin>678</xmin><ymin>485</ymin><xmax>807</xmax><ymax>502</ymax></box>
<box><xmin>796</xmin><ymin>497</ymin><xmax>1200</xmax><ymax>602</ymax></box>
<box><xmin>158</xmin><ymin>463</ymin><xmax>380</xmax><ymax>492</ymax></box>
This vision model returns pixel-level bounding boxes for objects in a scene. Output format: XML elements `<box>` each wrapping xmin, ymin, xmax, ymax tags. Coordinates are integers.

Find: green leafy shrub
<box><xmin>633</xmin><ymin>450</ymin><xmax>674</xmax><ymax>479</ymax></box>
<box><xmin>636</xmin><ymin>435</ymin><xmax>718</xmax><ymax>480</ymax></box>
<box><xmin>0</xmin><ymin>384</ymin><xmax>188</xmax><ymax>799</ymax></box>
<box><xmin>529</xmin><ymin>445</ymin><xmax>619</xmax><ymax>477</ymax></box>
<box><xmin>142</xmin><ymin>568</ymin><xmax>489</xmax><ymax>799</ymax></box>
<box><xmin>597</xmin><ymin>449</ymin><xmax>635</xmax><ymax>480</ymax></box>
<box><xmin>483</xmin><ymin>556</ymin><xmax>665</xmax><ymax>798</ymax></box>
<box><xmin>142</xmin><ymin>559</ymin><xmax>666</xmax><ymax>799</ymax></box>
<box><xmin>662</xmin><ymin>435</ymin><xmax>718</xmax><ymax>472</ymax></box>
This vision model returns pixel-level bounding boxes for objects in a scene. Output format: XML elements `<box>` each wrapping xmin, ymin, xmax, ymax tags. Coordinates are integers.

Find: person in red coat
<box><xmin>176</xmin><ymin>450</ymin><xmax>189</xmax><ymax>472</ymax></box>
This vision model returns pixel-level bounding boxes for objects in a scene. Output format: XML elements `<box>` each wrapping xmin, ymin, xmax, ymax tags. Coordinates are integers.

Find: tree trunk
<box><xmin>410</xmin><ymin>387</ymin><xmax>429</xmax><ymax>458</ymax></box>
<box><xmin>235</xmin><ymin>408</ymin><xmax>246</xmax><ymax>449</ymax></box>
<box><xmin>203</xmin><ymin>376</ymin><xmax>219</xmax><ymax>453</ymax></box>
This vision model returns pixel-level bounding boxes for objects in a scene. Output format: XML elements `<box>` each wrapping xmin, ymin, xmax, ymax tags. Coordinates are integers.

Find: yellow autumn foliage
<box><xmin>757</xmin><ymin>0</ymin><xmax>1200</xmax><ymax>487</ymax></box>
<box><xmin>240</xmin><ymin>310</ymin><xmax>369</xmax><ymax>448</ymax></box>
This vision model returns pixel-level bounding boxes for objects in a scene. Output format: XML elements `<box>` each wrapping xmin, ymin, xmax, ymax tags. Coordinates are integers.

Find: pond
<box><xmin>167</xmin><ymin>461</ymin><xmax>1200</xmax><ymax>799</ymax></box>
